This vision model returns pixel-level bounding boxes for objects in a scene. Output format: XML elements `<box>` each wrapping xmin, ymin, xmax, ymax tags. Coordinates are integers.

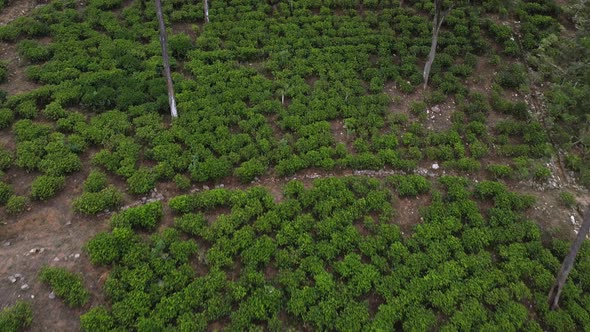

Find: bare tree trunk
<box><xmin>155</xmin><ymin>0</ymin><xmax>178</xmax><ymax>118</ymax></box>
<box><xmin>423</xmin><ymin>0</ymin><xmax>452</xmax><ymax>89</ymax></box>
<box><xmin>548</xmin><ymin>206</ymin><xmax>590</xmax><ymax>309</ymax></box>
<box><xmin>204</xmin><ymin>0</ymin><xmax>209</xmax><ymax>23</ymax></box>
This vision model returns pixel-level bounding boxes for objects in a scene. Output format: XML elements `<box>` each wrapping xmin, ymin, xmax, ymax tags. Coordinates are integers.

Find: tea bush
<box><xmin>30</xmin><ymin>175</ymin><xmax>64</xmax><ymax>200</ymax></box>
<box><xmin>73</xmin><ymin>186</ymin><xmax>122</xmax><ymax>215</ymax></box>
<box><xmin>0</xmin><ymin>301</ymin><xmax>33</xmax><ymax>332</ymax></box>
<box><xmin>39</xmin><ymin>267</ymin><xmax>89</xmax><ymax>308</ymax></box>
<box><xmin>5</xmin><ymin>195</ymin><xmax>26</xmax><ymax>214</ymax></box>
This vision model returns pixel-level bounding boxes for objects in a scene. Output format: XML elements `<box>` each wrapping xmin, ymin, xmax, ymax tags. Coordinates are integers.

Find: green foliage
<box><xmin>0</xmin><ymin>108</ymin><xmax>14</xmax><ymax>129</ymax></box>
<box><xmin>30</xmin><ymin>175</ymin><xmax>65</xmax><ymax>200</ymax></box>
<box><xmin>173</xmin><ymin>173</ymin><xmax>191</xmax><ymax>191</ymax></box>
<box><xmin>0</xmin><ymin>181</ymin><xmax>13</xmax><ymax>205</ymax></box>
<box><xmin>110</xmin><ymin>201</ymin><xmax>163</xmax><ymax>230</ymax></box>
<box><xmin>496</xmin><ymin>64</ymin><xmax>527</xmax><ymax>89</ymax></box>
<box><xmin>39</xmin><ymin>267</ymin><xmax>89</xmax><ymax>308</ymax></box>
<box><xmin>387</xmin><ymin>175</ymin><xmax>430</xmax><ymax>197</ymax></box>
<box><xmin>127</xmin><ymin>167</ymin><xmax>156</xmax><ymax>195</ymax></box>
<box><xmin>0</xmin><ymin>61</ymin><xmax>7</xmax><ymax>83</ymax></box>
<box><xmin>83</xmin><ymin>170</ymin><xmax>108</xmax><ymax>193</ymax></box>
<box><xmin>5</xmin><ymin>195</ymin><xmax>26</xmax><ymax>214</ymax></box>
<box><xmin>0</xmin><ymin>301</ymin><xmax>33</xmax><ymax>332</ymax></box>
<box><xmin>80</xmin><ymin>307</ymin><xmax>114</xmax><ymax>332</ymax></box>
<box><xmin>73</xmin><ymin>186</ymin><xmax>122</xmax><ymax>215</ymax></box>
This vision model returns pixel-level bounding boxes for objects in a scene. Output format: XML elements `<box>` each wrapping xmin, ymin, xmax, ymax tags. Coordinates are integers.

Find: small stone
<box><xmin>21</xmin><ymin>284</ymin><xmax>29</xmax><ymax>290</ymax></box>
<box><xmin>431</xmin><ymin>105</ymin><xmax>441</xmax><ymax>113</ymax></box>
<box><xmin>14</xmin><ymin>273</ymin><xmax>22</xmax><ymax>279</ymax></box>
<box><xmin>8</xmin><ymin>276</ymin><xmax>17</xmax><ymax>283</ymax></box>
<box><xmin>431</xmin><ymin>163</ymin><xmax>440</xmax><ymax>170</ymax></box>
<box><xmin>203</xmin><ymin>185</ymin><xmax>210</xmax><ymax>190</ymax></box>
<box><xmin>74</xmin><ymin>253</ymin><xmax>80</xmax><ymax>259</ymax></box>
<box><xmin>31</xmin><ymin>295</ymin><xmax>34</xmax><ymax>299</ymax></box>
<box><xmin>219</xmin><ymin>184</ymin><xmax>224</xmax><ymax>188</ymax></box>
<box><xmin>48</xmin><ymin>292</ymin><xmax>55</xmax><ymax>299</ymax></box>
<box><xmin>53</xmin><ymin>257</ymin><xmax>60</xmax><ymax>262</ymax></box>
<box><xmin>3</xmin><ymin>241</ymin><xmax>10</xmax><ymax>247</ymax></box>
<box><xmin>571</xmin><ymin>216</ymin><xmax>576</xmax><ymax>225</ymax></box>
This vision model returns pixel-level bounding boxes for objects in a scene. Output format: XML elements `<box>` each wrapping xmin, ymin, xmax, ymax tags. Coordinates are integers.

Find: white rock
<box><xmin>74</xmin><ymin>253</ymin><xmax>80</xmax><ymax>259</ymax></box>
<box><xmin>432</xmin><ymin>163</ymin><xmax>440</xmax><ymax>170</ymax></box>
<box><xmin>21</xmin><ymin>284</ymin><xmax>29</xmax><ymax>290</ymax></box>
<box><xmin>49</xmin><ymin>292</ymin><xmax>55</xmax><ymax>299</ymax></box>
<box><xmin>8</xmin><ymin>276</ymin><xmax>17</xmax><ymax>283</ymax></box>
<box><xmin>571</xmin><ymin>215</ymin><xmax>576</xmax><ymax>225</ymax></box>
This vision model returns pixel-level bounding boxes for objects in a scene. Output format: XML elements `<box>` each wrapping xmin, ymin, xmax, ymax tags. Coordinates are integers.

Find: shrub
<box><xmin>30</xmin><ymin>175</ymin><xmax>65</xmax><ymax>200</ymax></box>
<box><xmin>73</xmin><ymin>186</ymin><xmax>123</xmax><ymax>215</ymax></box>
<box><xmin>16</xmin><ymin>100</ymin><xmax>38</xmax><ymax>119</ymax></box>
<box><xmin>83</xmin><ymin>170</ymin><xmax>108</xmax><ymax>193</ymax></box>
<box><xmin>0</xmin><ymin>301</ymin><xmax>33</xmax><ymax>332</ymax></box>
<box><xmin>387</xmin><ymin>175</ymin><xmax>431</xmax><ymax>197</ymax></box>
<box><xmin>0</xmin><ymin>181</ymin><xmax>14</xmax><ymax>204</ymax></box>
<box><xmin>534</xmin><ymin>166</ymin><xmax>552</xmax><ymax>182</ymax></box>
<box><xmin>0</xmin><ymin>61</ymin><xmax>7</xmax><ymax>83</ymax></box>
<box><xmin>234</xmin><ymin>158</ymin><xmax>266</xmax><ymax>183</ymax></box>
<box><xmin>38</xmin><ymin>151</ymin><xmax>81</xmax><ymax>176</ymax></box>
<box><xmin>80</xmin><ymin>307</ymin><xmax>114</xmax><ymax>332</ymax></box>
<box><xmin>6</xmin><ymin>195</ymin><xmax>26</xmax><ymax>214</ymax></box>
<box><xmin>39</xmin><ymin>267</ymin><xmax>89</xmax><ymax>307</ymax></box>
<box><xmin>0</xmin><ymin>146</ymin><xmax>12</xmax><ymax>170</ymax></box>
<box><xmin>110</xmin><ymin>201</ymin><xmax>163</xmax><ymax>230</ymax></box>
<box><xmin>0</xmin><ymin>108</ymin><xmax>14</xmax><ymax>128</ymax></box>
<box><xmin>43</xmin><ymin>102</ymin><xmax>67</xmax><ymax>121</ymax></box>
<box><xmin>496</xmin><ymin>64</ymin><xmax>527</xmax><ymax>89</ymax></box>
<box><xmin>85</xmin><ymin>227</ymin><xmax>136</xmax><ymax>265</ymax></box>
<box><xmin>127</xmin><ymin>167</ymin><xmax>156</xmax><ymax>195</ymax></box>
<box><xmin>487</xmin><ymin>164</ymin><xmax>513</xmax><ymax>179</ymax></box>
<box><xmin>173</xmin><ymin>173</ymin><xmax>191</xmax><ymax>191</ymax></box>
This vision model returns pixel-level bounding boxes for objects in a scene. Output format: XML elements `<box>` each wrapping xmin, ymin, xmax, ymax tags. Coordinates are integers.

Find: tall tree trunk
<box><xmin>204</xmin><ymin>0</ymin><xmax>209</xmax><ymax>23</ymax></box>
<box><xmin>548</xmin><ymin>206</ymin><xmax>590</xmax><ymax>309</ymax></box>
<box><xmin>423</xmin><ymin>0</ymin><xmax>452</xmax><ymax>89</ymax></box>
<box><xmin>155</xmin><ymin>0</ymin><xmax>178</xmax><ymax>118</ymax></box>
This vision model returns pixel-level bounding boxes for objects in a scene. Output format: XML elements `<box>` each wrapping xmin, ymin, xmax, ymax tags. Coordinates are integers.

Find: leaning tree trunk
<box><xmin>204</xmin><ymin>0</ymin><xmax>209</xmax><ymax>23</ymax></box>
<box><xmin>423</xmin><ymin>0</ymin><xmax>452</xmax><ymax>89</ymax></box>
<box><xmin>155</xmin><ymin>0</ymin><xmax>178</xmax><ymax>118</ymax></box>
<box><xmin>548</xmin><ymin>206</ymin><xmax>590</xmax><ymax>310</ymax></box>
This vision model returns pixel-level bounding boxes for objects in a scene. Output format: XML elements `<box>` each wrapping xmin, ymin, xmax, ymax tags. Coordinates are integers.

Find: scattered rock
<box><xmin>29</xmin><ymin>248</ymin><xmax>45</xmax><ymax>254</ymax></box>
<box><xmin>203</xmin><ymin>185</ymin><xmax>210</xmax><ymax>190</ymax></box>
<box><xmin>21</xmin><ymin>284</ymin><xmax>29</xmax><ymax>290</ymax></box>
<box><xmin>8</xmin><ymin>276</ymin><xmax>17</xmax><ymax>283</ymax></box>
<box><xmin>48</xmin><ymin>292</ymin><xmax>55</xmax><ymax>299</ymax></box>
<box><xmin>571</xmin><ymin>215</ymin><xmax>576</xmax><ymax>225</ymax></box>
<box><xmin>3</xmin><ymin>241</ymin><xmax>10</xmax><ymax>247</ymax></box>
<box><xmin>74</xmin><ymin>253</ymin><xmax>80</xmax><ymax>259</ymax></box>
<box><xmin>53</xmin><ymin>257</ymin><xmax>60</xmax><ymax>262</ymax></box>
<box><xmin>431</xmin><ymin>105</ymin><xmax>441</xmax><ymax>113</ymax></box>
<box><xmin>431</xmin><ymin>163</ymin><xmax>440</xmax><ymax>170</ymax></box>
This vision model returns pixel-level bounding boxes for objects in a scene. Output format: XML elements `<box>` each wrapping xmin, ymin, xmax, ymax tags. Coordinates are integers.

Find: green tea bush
<box><xmin>496</xmin><ymin>64</ymin><xmax>527</xmax><ymax>89</ymax></box>
<box><xmin>173</xmin><ymin>173</ymin><xmax>191</xmax><ymax>191</ymax></box>
<box><xmin>31</xmin><ymin>175</ymin><xmax>65</xmax><ymax>200</ymax></box>
<box><xmin>5</xmin><ymin>195</ymin><xmax>26</xmax><ymax>214</ymax></box>
<box><xmin>16</xmin><ymin>99</ymin><xmax>38</xmax><ymax>119</ymax></box>
<box><xmin>42</xmin><ymin>102</ymin><xmax>67</xmax><ymax>121</ymax></box>
<box><xmin>0</xmin><ymin>146</ymin><xmax>12</xmax><ymax>170</ymax></box>
<box><xmin>73</xmin><ymin>186</ymin><xmax>123</xmax><ymax>215</ymax></box>
<box><xmin>0</xmin><ymin>108</ymin><xmax>13</xmax><ymax>128</ymax></box>
<box><xmin>17</xmin><ymin>40</ymin><xmax>51</xmax><ymax>62</ymax></box>
<box><xmin>83</xmin><ymin>170</ymin><xmax>108</xmax><ymax>193</ymax></box>
<box><xmin>80</xmin><ymin>307</ymin><xmax>114</xmax><ymax>332</ymax></box>
<box><xmin>0</xmin><ymin>181</ymin><xmax>14</xmax><ymax>205</ymax></box>
<box><xmin>127</xmin><ymin>167</ymin><xmax>156</xmax><ymax>195</ymax></box>
<box><xmin>110</xmin><ymin>201</ymin><xmax>163</xmax><ymax>230</ymax></box>
<box><xmin>0</xmin><ymin>61</ymin><xmax>7</xmax><ymax>83</ymax></box>
<box><xmin>39</xmin><ymin>267</ymin><xmax>89</xmax><ymax>307</ymax></box>
<box><xmin>0</xmin><ymin>301</ymin><xmax>33</xmax><ymax>332</ymax></box>
<box><xmin>487</xmin><ymin>164</ymin><xmax>513</xmax><ymax>179</ymax></box>
<box><xmin>234</xmin><ymin>158</ymin><xmax>266</xmax><ymax>183</ymax></box>
<box><xmin>387</xmin><ymin>175</ymin><xmax>430</xmax><ymax>197</ymax></box>
<box><xmin>85</xmin><ymin>227</ymin><xmax>137</xmax><ymax>265</ymax></box>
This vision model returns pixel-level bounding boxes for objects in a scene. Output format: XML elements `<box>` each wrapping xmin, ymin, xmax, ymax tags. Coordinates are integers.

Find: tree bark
<box><xmin>204</xmin><ymin>0</ymin><xmax>209</xmax><ymax>23</ymax></box>
<box><xmin>548</xmin><ymin>206</ymin><xmax>590</xmax><ymax>309</ymax></box>
<box><xmin>423</xmin><ymin>0</ymin><xmax>452</xmax><ymax>89</ymax></box>
<box><xmin>155</xmin><ymin>0</ymin><xmax>178</xmax><ymax>118</ymax></box>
